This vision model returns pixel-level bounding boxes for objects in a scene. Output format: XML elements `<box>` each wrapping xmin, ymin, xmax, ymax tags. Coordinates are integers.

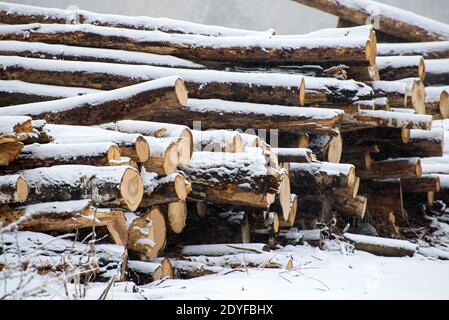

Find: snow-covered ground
<box><xmin>77</xmin><ymin>244</ymin><xmax>449</xmax><ymax>300</ymax></box>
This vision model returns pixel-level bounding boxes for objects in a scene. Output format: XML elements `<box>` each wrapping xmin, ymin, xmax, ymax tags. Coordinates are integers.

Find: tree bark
<box><xmin>376</xmin><ymin>56</ymin><xmax>426</xmax><ymax>81</ymax></box>
<box><xmin>0</xmin><ymin>174</ymin><xmax>28</xmax><ymax>204</ymax></box>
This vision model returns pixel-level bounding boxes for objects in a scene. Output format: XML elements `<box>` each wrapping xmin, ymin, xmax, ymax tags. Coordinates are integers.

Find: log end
<box><xmin>145</xmin><ymin>207</ymin><xmax>167</xmax><ymax>260</ymax></box>
<box><xmin>326</xmin><ymin>134</ymin><xmax>343</xmax><ymax>163</ymax></box>
<box><xmin>175</xmin><ymin>78</ymin><xmax>189</xmax><ymax>107</ymax></box>
<box><xmin>161</xmin><ymin>257</ymin><xmax>174</xmax><ymax>279</ymax></box>
<box><xmin>416</xmin><ymin>159</ymin><xmax>422</xmax><ymax>177</ymax></box>
<box><xmin>167</xmin><ymin>201</ymin><xmax>187</xmax><ymax>234</ymax></box>
<box><xmin>16</xmin><ymin>175</ymin><xmax>29</xmax><ymax>203</ymax></box>
<box><xmin>107</xmin><ymin>144</ymin><xmax>122</xmax><ymax>161</ymax></box>
<box><xmin>165</xmin><ymin>142</ymin><xmax>180</xmax><ymax>175</ymax></box>
<box><xmin>174</xmin><ymin>174</ymin><xmax>190</xmax><ymax>201</ymax></box>
<box><xmin>136</xmin><ymin>136</ymin><xmax>150</xmax><ymax>163</ymax></box>
<box><xmin>401</xmin><ymin>128</ymin><xmax>411</xmax><ymax>144</ymax></box>
<box><xmin>299</xmin><ymin>77</ymin><xmax>306</xmax><ymax>106</ymax></box>
<box><xmin>440</xmin><ymin>90</ymin><xmax>449</xmax><ymax>119</ymax></box>
<box><xmin>120</xmin><ymin>168</ymin><xmax>144</xmax><ymax>211</ymax></box>
<box><xmin>177</xmin><ymin>133</ymin><xmax>193</xmax><ymax>168</ymax></box>
<box><xmin>366</xmin><ymin>38</ymin><xmax>377</xmax><ymax>67</ymax></box>
<box><xmin>411</xmin><ymin>79</ymin><xmax>426</xmax><ymax>115</ymax></box>
<box><xmin>233</xmin><ymin>133</ymin><xmax>245</xmax><ymax>153</ymax></box>
<box><xmin>418</xmin><ymin>57</ymin><xmax>426</xmax><ymax>82</ymax></box>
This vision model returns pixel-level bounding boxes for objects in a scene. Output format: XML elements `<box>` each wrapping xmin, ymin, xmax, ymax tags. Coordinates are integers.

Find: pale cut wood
<box><xmin>192</xmin><ymin>130</ymin><xmax>244</xmax><ymax>153</ymax></box>
<box><xmin>0</xmin><ymin>174</ymin><xmax>28</xmax><ymax>204</ymax></box>
<box><xmin>0</xmin><ymin>134</ymin><xmax>23</xmax><ymax>166</ymax></box>
<box><xmin>143</xmin><ymin>136</ymin><xmax>181</xmax><ymax>176</ymax></box>
<box><xmin>308</xmin><ymin>132</ymin><xmax>342</xmax><ymax>163</ymax></box>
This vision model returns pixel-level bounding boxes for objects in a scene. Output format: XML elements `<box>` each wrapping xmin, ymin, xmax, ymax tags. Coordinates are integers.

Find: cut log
<box><xmin>376</xmin><ymin>56</ymin><xmax>425</xmax><ymax>82</ymax></box>
<box><xmin>375</xmin><ymin>129</ymin><xmax>443</xmax><ymax>159</ymax></box>
<box><xmin>360</xmin><ymin>178</ymin><xmax>404</xmax><ymax>220</ymax></box>
<box><xmin>22</xmin><ymin>165</ymin><xmax>143</xmax><ymax>211</ymax></box>
<box><xmin>273</xmin><ymin>170</ymin><xmax>291</xmax><ymax>221</ymax></box>
<box><xmin>346</xmin><ymin>65</ymin><xmax>380</xmax><ymax>82</ymax></box>
<box><xmin>99</xmin><ymin>120</ymin><xmax>193</xmax><ymax>167</ymax></box>
<box><xmin>343</xmin><ymin>233</ymin><xmax>417</xmax><ymax>257</ymax></box>
<box><xmin>425</xmin><ymin>58</ymin><xmax>449</xmax><ymax>86</ymax></box>
<box><xmin>401</xmin><ymin>176</ymin><xmax>440</xmax><ymax>193</ymax></box>
<box><xmin>126</xmin><ymin>207</ymin><xmax>167</xmax><ymax>260</ymax></box>
<box><xmin>0</xmin><ymin>80</ymin><xmax>101</xmax><ymax>107</ymax></box>
<box><xmin>143</xmin><ymin>136</ymin><xmax>181</xmax><ymax>176</ymax></box>
<box><xmin>140</xmin><ymin>171</ymin><xmax>191</xmax><ymax>208</ymax></box>
<box><xmin>192</xmin><ymin>130</ymin><xmax>244</xmax><ymax>153</ymax></box>
<box><xmin>342</xmin><ymin>127</ymin><xmax>410</xmax><ymax>147</ymax></box>
<box><xmin>290</xmin><ymin>162</ymin><xmax>356</xmax><ymax>193</ymax></box>
<box><xmin>0</xmin><ymin>174</ymin><xmax>28</xmax><ymax>204</ymax></box>
<box><xmin>145</xmin><ymin>99</ymin><xmax>344</xmax><ymax>135</ymax></box>
<box><xmin>369</xmin><ymin>81</ymin><xmax>407</xmax><ymax>108</ymax></box>
<box><xmin>184</xmin><ymin>152</ymin><xmax>284</xmax><ymax>209</ymax></box>
<box><xmin>308</xmin><ymin>132</ymin><xmax>343</xmax><ymax>163</ymax></box>
<box><xmin>277</xmin><ymin>228</ymin><xmax>324</xmax><ymax>248</ymax></box>
<box><xmin>169</xmin><ymin>210</ymin><xmax>251</xmax><ymax>247</ymax></box>
<box><xmin>0</xmin><ymin>134</ymin><xmax>23</xmax><ymax>166</ymax></box>
<box><xmin>0</xmin><ymin>23</ymin><xmax>375</xmax><ymax>66</ymax></box>
<box><xmin>425</xmin><ymin>86</ymin><xmax>449</xmax><ymax>119</ymax></box>
<box><xmin>0</xmin><ymin>2</ymin><xmax>274</xmax><ymax>37</ymax></box>
<box><xmin>303</xmin><ymin>77</ymin><xmax>374</xmax><ymax>107</ymax></box>
<box><xmin>395</xmin><ymin>78</ymin><xmax>426</xmax><ymax>115</ymax></box>
<box><xmin>0</xmin><ymin>76</ymin><xmax>188</xmax><ymax>126</ymax></box>
<box><xmin>334</xmin><ymin>177</ymin><xmax>361</xmax><ymax>200</ymax></box>
<box><xmin>249</xmin><ymin>211</ymin><xmax>280</xmax><ymax>243</ymax></box>
<box><xmin>378</xmin><ymin>42</ymin><xmax>449</xmax><ymax>60</ymax></box>
<box><xmin>170</xmin><ymin>260</ymin><xmax>221</xmax><ymax>279</ymax></box>
<box><xmin>334</xmin><ymin>195</ymin><xmax>367</xmax><ymax>219</ymax></box>
<box><xmin>0</xmin><ymin>40</ymin><xmax>204</xmax><ymax>69</ymax></box>
<box><xmin>0</xmin><ymin>199</ymin><xmax>127</xmax><ymax>245</ymax></box>
<box><xmin>45</xmin><ymin>124</ymin><xmax>150</xmax><ymax>163</ymax></box>
<box><xmin>3</xmin><ymin>142</ymin><xmax>121</xmax><ymax>172</ymax></box>
<box><xmin>272</xmin><ymin>148</ymin><xmax>315</xmax><ymax>163</ymax></box>
<box><xmin>353</xmin><ymin>110</ymin><xmax>432</xmax><ymax>130</ymax></box>
<box><xmin>0</xmin><ymin>55</ymin><xmax>306</xmax><ymax>106</ymax></box>
<box><xmin>357</xmin><ymin>158</ymin><xmax>421</xmax><ymax>180</ymax></box>
<box><xmin>293</xmin><ymin>0</ymin><xmax>449</xmax><ymax>42</ymax></box>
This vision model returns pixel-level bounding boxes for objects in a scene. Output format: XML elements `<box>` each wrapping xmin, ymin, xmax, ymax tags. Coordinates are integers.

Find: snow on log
<box><xmin>0</xmin><ymin>174</ymin><xmax>28</xmax><ymax>204</ymax></box>
<box><xmin>0</xmin><ymin>199</ymin><xmax>128</xmax><ymax>245</ymax></box>
<box><xmin>425</xmin><ymin>58</ymin><xmax>449</xmax><ymax>86</ymax></box>
<box><xmin>170</xmin><ymin>260</ymin><xmax>222</xmax><ymax>279</ymax></box>
<box><xmin>0</xmin><ymin>23</ymin><xmax>375</xmax><ymax>66</ymax></box>
<box><xmin>0</xmin><ymin>40</ymin><xmax>204</xmax><ymax>69</ymax></box>
<box><xmin>21</xmin><ymin>165</ymin><xmax>143</xmax><ymax>211</ymax></box>
<box><xmin>0</xmin><ymin>115</ymin><xmax>32</xmax><ymax>135</ymax></box>
<box><xmin>4</xmin><ymin>142</ymin><xmax>121</xmax><ymax>172</ymax></box>
<box><xmin>425</xmin><ymin>86</ymin><xmax>449</xmax><ymax>119</ymax></box>
<box><xmin>181</xmin><ymin>243</ymin><xmax>269</xmax><ymax>256</ymax></box>
<box><xmin>0</xmin><ymin>1</ymin><xmax>274</xmax><ymax>37</ymax></box>
<box><xmin>0</xmin><ymin>56</ymin><xmax>306</xmax><ymax>106</ymax></box>
<box><xmin>308</xmin><ymin>132</ymin><xmax>343</xmax><ymax>163</ymax></box>
<box><xmin>0</xmin><ymin>230</ymin><xmax>126</xmax><ymax>279</ymax></box>
<box><xmin>293</xmin><ymin>0</ymin><xmax>449</xmax><ymax>42</ymax></box>
<box><xmin>374</xmin><ymin>97</ymin><xmax>390</xmax><ymax>111</ymax></box>
<box><xmin>272</xmin><ymin>148</ymin><xmax>315</xmax><ymax>163</ymax></box>
<box><xmin>140</xmin><ymin>171</ymin><xmax>191</xmax><ymax>208</ymax></box>
<box><xmin>303</xmin><ymin>76</ymin><xmax>374</xmax><ymax>107</ymax></box>
<box><xmin>369</xmin><ymin>81</ymin><xmax>408</xmax><ymax>108</ymax></box>
<box><xmin>184</xmin><ymin>152</ymin><xmax>285</xmax><ymax>209</ymax></box>
<box><xmin>147</xmin><ymin>98</ymin><xmax>345</xmax><ymax>134</ymax></box>
<box><xmin>126</xmin><ymin>207</ymin><xmax>166</xmax><ymax>260</ymax></box>
<box><xmin>358</xmin><ymin>157</ymin><xmax>421</xmax><ymax>180</ymax></box>
<box><xmin>142</xmin><ymin>136</ymin><xmax>181</xmax><ymax>176</ymax></box>
<box><xmin>128</xmin><ymin>258</ymin><xmax>173</xmax><ymax>284</ymax></box>
<box><xmin>0</xmin><ymin>76</ymin><xmax>188</xmax><ymax>126</ymax></box>
<box><xmin>45</xmin><ymin>124</ymin><xmax>150</xmax><ymax>163</ymax></box>
<box><xmin>376</xmin><ymin>56</ymin><xmax>426</xmax><ymax>82</ymax></box>
<box><xmin>353</xmin><ymin>110</ymin><xmax>432</xmax><ymax>130</ymax></box>
<box><xmin>378</xmin><ymin>42</ymin><xmax>449</xmax><ymax>60</ymax></box>
<box><xmin>192</xmin><ymin>130</ymin><xmax>244</xmax><ymax>153</ymax></box>
<box><xmin>343</xmin><ymin>233</ymin><xmax>417</xmax><ymax>257</ymax></box>
<box><xmin>395</xmin><ymin>78</ymin><xmax>426</xmax><ymax>115</ymax></box>
<box><xmin>0</xmin><ymin>80</ymin><xmax>101</xmax><ymax>107</ymax></box>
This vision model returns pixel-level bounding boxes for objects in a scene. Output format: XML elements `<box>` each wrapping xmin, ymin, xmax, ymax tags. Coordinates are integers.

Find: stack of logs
<box><xmin>1</xmin><ymin>0</ymin><xmax>449</xmax><ymax>282</ymax></box>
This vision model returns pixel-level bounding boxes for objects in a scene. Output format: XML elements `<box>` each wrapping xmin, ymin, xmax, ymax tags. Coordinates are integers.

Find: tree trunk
<box><xmin>142</xmin><ymin>136</ymin><xmax>181</xmax><ymax>176</ymax></box>
<box><xmin>425</xmin><ymin>87</ymin><xmax>449</xmax><ymax>119</ymax></box>
<box><xmin>376</xmin><ymin>56</ymin><xmax>425</xmax><ymax>81</ymax></box>
<box><xmin>0</xmin><ymin>174</ymin><xmax>28</xmax><ymax>204</ymax></box>
<box><xmin>308</xmin><ymin>132</ymin><xmax>343</xmax><ymax>163</ymax></box>
<box><xmin>378</xmin><ymin>42</ymin><xmax>449</xmax><ymax>60</ymax></box>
